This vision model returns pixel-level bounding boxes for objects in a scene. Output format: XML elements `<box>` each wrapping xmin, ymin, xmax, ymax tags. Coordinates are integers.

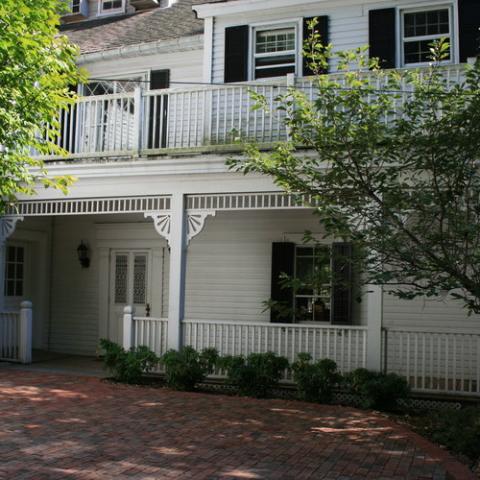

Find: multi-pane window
<box><xmin>294</xmin><ymin>246</ymin><xmax>331</xmax><ymax>322</ymax></box>
<box><xmin>254</xmin><ymin>26</ymin><xmax>296</xmax><ymax>79</ymax></box>
<box><xmin>4</xmin><ymin>246</ymin><xmax>24</xmax><ymax>297</ymax></box>
<box><xmin>402</xmin><ymin>8</ymin><xmax>452</xmax><ymax>65</ymax></box>
<box><xmin>71</xmin><ymin>0</ymin><xmax>81</xmax><ymax>13</ymax></box>
<box><xmin>101</xmin><ymin>0</ymin><xmax>123</xmax><ymax>12</ymax></box>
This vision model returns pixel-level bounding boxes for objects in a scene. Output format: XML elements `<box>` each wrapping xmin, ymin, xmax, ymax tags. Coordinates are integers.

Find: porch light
<box><xmin>77</xmin><ymin>241</ymin><xmax>90</xmax><ymax>268</ymax></box>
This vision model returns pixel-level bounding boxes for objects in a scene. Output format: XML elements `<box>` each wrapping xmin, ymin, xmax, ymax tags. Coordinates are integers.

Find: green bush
<box><xmin>345</xmin><ymin>368</ymin><xmax>410</xmax><ymax>411</ymax></box>
<box><xmin>161</xmin><ymin>346</ymin><xmax>218</xmax><ymax>391</ymax></box>
<box><xmin>219</xmin><ymin>352</ymin><xmax>289</xmax><ymax>398</ymax></box>
<box><xmin>292</xmin><ymin>353</ymin><xmax>341</xmax><ymax>403</ymax></box>
<box><xmin>100</xmin><ymin>338</ymin><xmax>159</xmax><ymax>384</ymax></box>
<box><xmin>414</xmin><ymin>407</ymin><xmax>480</xmax><ymax>462</ymax></box>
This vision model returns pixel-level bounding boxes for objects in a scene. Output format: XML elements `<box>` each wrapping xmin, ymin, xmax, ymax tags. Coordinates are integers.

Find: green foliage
<box><xmin>0</xmin><ymin>0</ymin><xmax>86</xmax><ymax>212</ymax></box>
<box><xmin>100</xmin><ymin>339</ymin><xmax>159</xmax><ymax>384</ymax></box>
<box><xmin>345</xmin><ymin>368</ymin><xmax>410</xmax><ymax>411</ymax></box>
<box><xmin>292</xmin><ymin>353</ymin><xmax>340</xmax><ymax>403</ymax></box>
<box><xmin>219</xmin><ymin>352</ymin><xmax>289</xmax><ymax>398</ymax></box>
<box><xmin>161</xmin><ymin>346</ymin><xmax>219</xmax><ymax>391</ymax></box>
<box><xmin>230</xmin><ymin>30</ymin><xmax>480</xmax><ymax>313</ymax></box>
<box><xmin>412</xmin><ymin>407</ymin><xmax>480</xmax><ymax>462</ymax></box>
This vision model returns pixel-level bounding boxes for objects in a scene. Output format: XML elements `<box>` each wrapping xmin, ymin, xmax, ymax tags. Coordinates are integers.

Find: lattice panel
<box><xmin>186</xmin><ymin>192</ymin><xmax>320</xmax><ymax>211</ymax></box>
<box><xmin>114</xmin><ymin>255</ymin><xmax>128</xmax><ymax>304</ymax></box>
<box><xmin>8</xmin><ymin>195</ymin><xmax>170</xmax><ymax>217</ymax></box>
<box><xmin>133</xmin><ymin>254</ymin><xmax>147</xmax><ymax>305</ymax></box>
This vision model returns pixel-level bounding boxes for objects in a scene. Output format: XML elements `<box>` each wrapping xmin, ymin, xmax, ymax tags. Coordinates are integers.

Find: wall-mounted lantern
<box><xmin>77</xmin><ymin>241</ymin><xmax>90</xmax><ymax>268</ymax></box>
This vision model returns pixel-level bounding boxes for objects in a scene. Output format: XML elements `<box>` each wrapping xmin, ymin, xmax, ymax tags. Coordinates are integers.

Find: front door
<box><xmin>109</xmin><ymin>250</ymin><xmax>151</xmax><ymax>345</ymax></box>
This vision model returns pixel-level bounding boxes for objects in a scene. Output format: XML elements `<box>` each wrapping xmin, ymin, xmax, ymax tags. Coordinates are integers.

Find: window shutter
<box><xmin>458</xmin><ymin>0</ymin><xmax>480</xmax><ymax>62</ymax></box>
<box><xmin>303</xmin><ymin>16</ymin><xmax>329</xmax><ymax>76</ymax></box>
<box><xmin>270</xmin><ymin>242</ymin><xmax>295</xmax><ymax>323</ymax></box>
<box><xmin>224</xmin><ymin>25</ymin><xmax>249</xmax><ymax>83</ymax></box>
<box><xmin>369</xmin><ymin>8</ymin><xmax>396</xmax><ymax>68</ymax></box>
<box><xmin>148</xmin><ymin>70</ymin><xmax>170</xmax><ymax>149</ymax></box>
<box><xmin>331</xmin><ymin>242</ymin><xmax>353</xmax><ymax>325</ymax></box>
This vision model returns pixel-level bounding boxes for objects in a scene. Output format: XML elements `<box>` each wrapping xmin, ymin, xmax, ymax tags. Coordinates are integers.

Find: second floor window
<box><xmin>401</xmin><ymin>7</ymin><xmax>452</xmax><ymax>66</ymax></box>
<box><xmin>100</xmin><ymin>0</ymin><xmax>123</xmax><ymax>13</ymax></box>
<box><xmin>254</xmin><ymin>26</ymin><xmax>297</xmax><ymax>79</ymax></box>
<box><xmin>71</xmin><ymin>0</ymin><xmax>81</xmax><ymax>13</ymax></box>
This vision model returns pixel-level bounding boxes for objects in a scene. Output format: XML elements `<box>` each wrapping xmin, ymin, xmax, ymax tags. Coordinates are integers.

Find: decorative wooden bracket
<box><xmin>0</xmin><ymin>216</ymin><xmax>24</xmax><ymax>244</ymax></box>
<box><xmin>186</xmin><ymin>210</ymin><xmax>216</xmax><ymax>245</ymax></box>
<box><xmin>144</xmin><ymin>212</ymin><xmax>171</xmax><ymax>245</ymax></box>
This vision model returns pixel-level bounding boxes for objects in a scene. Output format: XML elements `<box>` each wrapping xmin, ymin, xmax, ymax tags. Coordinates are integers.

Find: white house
<box><xmin>1</xmin><ymin>0</ymin><xmax>479</xmax><ymax>398</ymax></box>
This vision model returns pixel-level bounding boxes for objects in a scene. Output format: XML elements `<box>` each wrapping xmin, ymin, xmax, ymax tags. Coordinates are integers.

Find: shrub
<box><xmin>100</xmin><ymin>338</ymin><xmax>159</xmax><ymax>384</ymax></box>
<box><xmin>161</xmin><ymin>346</ymin><xmax>218</xmax><ymax>391</ymax></box>
<box><xmin>219</xmin><ymin>352</ymin><xmax>289</xmax><ymax>398</ymax></box>
<box><xmin>415</xmin><ymin>407</ymin><xmax>480</xmax><ymax>462</ymax></box>
<box><xmin>292</xmin><ymin>353</ymin><xmax>341</xmax><ymax>403</ymax></box>
<box><xmin>345</xmin><ymin>368</ymin><xmax>410</xmax><ymax>411</ymax></box>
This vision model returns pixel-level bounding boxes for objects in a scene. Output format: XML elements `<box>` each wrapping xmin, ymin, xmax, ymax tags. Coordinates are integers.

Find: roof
<box><xmin>60</xmin><ymin>0</ymin><xmax>204</xmax><ymax>55</ymax></box>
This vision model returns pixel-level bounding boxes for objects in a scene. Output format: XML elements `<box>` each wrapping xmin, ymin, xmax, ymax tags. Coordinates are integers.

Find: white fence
<box><xmin>0</xmin><ymin>312</ymin><xmax>20</xmax><ymax>362</ymax></box>
<box><xmin>132</xmin><ymin>316</ymin><xmax>169</xmax><ymax>358</ymax></box>
<box><xmin>383</xmin><ymin>328</ymin><xmax>480</xmax><ymax>397</ymax></box>
<box><xmin>0</xmin><ymin>302</ymin><xmax>32</xmax><ymax>364</ymax></box>
<box><xmin>37</xmin><ymin>65</ymin><xmax>466</xmax><ymax>159</ymax></box>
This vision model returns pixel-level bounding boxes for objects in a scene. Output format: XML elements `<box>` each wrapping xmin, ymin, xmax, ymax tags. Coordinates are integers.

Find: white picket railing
<box><xmin>36</xmin><ymin>64</ymin><xmax>466</xmax><ymax>160</ymax></box>
<box><xmin>183</xmin><ymin>320</ymin><xmax>367</xmax><ymax>374</ymax></box>
<box><xmin>383</xmin><ymin>328</ymin><xmax>480</xmax><ymax>397</ymax></box>
<box><xmin>0</xmin><ymin>312</ymin><xmax>20</xmax><ymax>362</ymax></box>
<box><xmin>132</xmin><ymin>316</ymin><xmax>169</xmax><ymax>358</ymax></box>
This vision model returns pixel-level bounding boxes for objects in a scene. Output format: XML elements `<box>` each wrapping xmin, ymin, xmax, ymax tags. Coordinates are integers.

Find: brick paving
<box><xmin>0</xmin><ymin>369</ymin><xmax>475</xmax><ymax>480</ymax></box>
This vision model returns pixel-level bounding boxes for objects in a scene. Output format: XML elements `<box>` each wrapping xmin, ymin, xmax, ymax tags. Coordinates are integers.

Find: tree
<box><xmin>231</xmin><ymin>30</ymin><xmax>480</xmax><ymax>313</ymax></box>
<box><xmin>0</xmin><ymin>0</ymin><xmax>85</xmax><ymax>213</ymax></box>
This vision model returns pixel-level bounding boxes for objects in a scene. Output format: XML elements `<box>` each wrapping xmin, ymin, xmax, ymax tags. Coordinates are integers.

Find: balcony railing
<box><xmin>38</xmin><ymin>65</ymin><xmax>466</xmax><ymax>160</ymax></box>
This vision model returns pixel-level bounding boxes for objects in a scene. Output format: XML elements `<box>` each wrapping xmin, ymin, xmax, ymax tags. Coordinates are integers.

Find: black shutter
<box><xmin>369</xmin><ymin>8</ymin><xmax>396</xmax><ymax>68</ymax></box>
<box><xmin>458</xmin><ymin>0</ymin><xmax>480</xmax><ymax>62</ymax></box>
<box><xmin>303</xmin><ymin>16</ymin><xmax>329</xmax><ymax>76</ymax></box>
<box><xmin>224</xmin><ymin>25</ymin><xmax>249</xmax><ymax>83</ymax></box>
<box><xmin>148</xmin><ymin>70</ymin><xmax>170</xmax><ymax>149</ymax></box>
<box><xmin>270</xmin><ymin>242</ymin><xmax>295</xmax><ymax>323</ymax></box>
<box><xmin>60</xmin><ymin>84</ymin><xmax>77</xmax><ymax>154</ymax></box>
<box><xmin>331</xmin><ymin>243</ymin><xmax>353</xmax><ymax>325</ymax></box>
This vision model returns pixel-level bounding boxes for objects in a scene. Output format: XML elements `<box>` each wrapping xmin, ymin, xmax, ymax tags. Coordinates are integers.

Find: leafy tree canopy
<box><xmin>230</xmin><ymin>24</ymin><xmax>480</xmax><ymax>313</ymax></box>
<box><xmin>0</xmin><ymin>0</ymin><xmax>85</xmax><ymax>213</ymax></box>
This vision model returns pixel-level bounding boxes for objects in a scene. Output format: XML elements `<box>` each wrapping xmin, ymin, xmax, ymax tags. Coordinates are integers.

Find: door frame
<box><xmin>96</xmin><ymin>223</ymin><xmax>167</xmax><ymax>346</ymax></box>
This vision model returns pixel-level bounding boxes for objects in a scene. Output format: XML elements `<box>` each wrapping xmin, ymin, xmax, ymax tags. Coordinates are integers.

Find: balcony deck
<box><xmin>39</xmin><ymin>65</ymin><xmax>466</xmax><ymax>161</ymax></box>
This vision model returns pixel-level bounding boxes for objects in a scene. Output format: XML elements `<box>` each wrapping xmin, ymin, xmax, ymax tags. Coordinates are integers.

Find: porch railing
<box><xmin>38</xmin><ymin>65</ymin><xmax>466</xmax><ymax>160</ymax></box>
<box><xmin>383</xmin><ymin>327</ymin><xmax>480</xmax><ymax>397</ymax></box>
<box><xmin>0</xmin><ymin>302</ymin><xmax>33</xmax><ymax>364</ymax></box>
<box><xmin>183</xmin><ymin>319</ymin><xmax>368</xmax><ymax>374</ymax></box>
<box><xmin>132</xmin><ymin>316</ymin><xmax>169</xmax><ymax>358</ymax></box>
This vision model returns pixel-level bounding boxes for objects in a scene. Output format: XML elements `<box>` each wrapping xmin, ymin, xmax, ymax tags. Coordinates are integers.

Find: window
<box><xmin>254</xmin><ymin>26</ymin><xmax>297</xmax><ymax>79</ymax></box>
<box><xmin>4</xmin><ymin>246</ymin><xmax>24</xmax><ymax>297</ymax></box>
<box><xmin>294</xmin><ymin>245</ymin><xmax>331</xmax><ymax>322</ymax></box>
<box><xmin>100</xmin><ymin>0</ymin><xmax>124</xmax><ymax>13</ymax></box>
<box><xmin>71</xmin><ymin>0</ymin><xmax>81</xmax><ymax>13</ymax></box>
<box><xmin>401</xmin><ymin>7</ymin><xmax>452</xmax><ymax>66</ymax></box>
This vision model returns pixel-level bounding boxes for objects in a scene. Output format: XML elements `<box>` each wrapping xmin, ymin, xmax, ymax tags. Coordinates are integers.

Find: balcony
<box><xmin>38</xmin><ymin>65</ymin><xmax>466</xmax><ymax>161</ymax></box>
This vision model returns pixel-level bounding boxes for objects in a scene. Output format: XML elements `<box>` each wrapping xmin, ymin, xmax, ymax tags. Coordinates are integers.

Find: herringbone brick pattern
<box><xmin>0</xmin><ymin>370</ymin><xmax>474</xmax><ymax>480</ymax></box>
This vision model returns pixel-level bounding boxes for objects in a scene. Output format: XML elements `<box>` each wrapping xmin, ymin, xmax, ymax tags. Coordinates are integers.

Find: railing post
<box><xmin>19</xmin><ymin>301</ymin><xmax>32</xmax><ymax>364</ymax></box>
<box><xmin>133</xmin><ymin>87</ymin><xmax>144</xmax><ymax>155</ymax></box>
<box><xmin>366</xmin><ymin>284</ymin><xmax>383</xmax><ymax>371</ymax></box>
<box><xmin>286</xmin><ymin>73</ymin><xmax>296</xmax><ymax>141</ymax></box>
<box><xmin>123</xmin><ymin>305</ymin><xmax>135</xmax><ymax>350</ymax></box>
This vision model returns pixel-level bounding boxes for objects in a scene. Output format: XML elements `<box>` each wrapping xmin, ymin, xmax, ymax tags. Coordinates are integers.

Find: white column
<box><xmin>19</xmin><ymin>300</ymin><xmax>33</xmax><ymax>364</ymax></box>
<box><xmin>167</xmin><ymin>193</ymin><xmax>187</xmax><ymax>350</ymax></box>
<box><xmin>366</xmin><ymin>284</ymin><xmax>383</xmax><ymax>371</ymax></box>
<box><xmin>122</xmin><ymin>305</ymin><xmax>135</xmax><ymax>350</ymax></box>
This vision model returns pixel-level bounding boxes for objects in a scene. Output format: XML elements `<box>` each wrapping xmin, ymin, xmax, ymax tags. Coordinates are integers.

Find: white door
<box><xmin>109</xmin><ymin>250</ymin><xmax>152</xmax><ymax>345</ymax></box>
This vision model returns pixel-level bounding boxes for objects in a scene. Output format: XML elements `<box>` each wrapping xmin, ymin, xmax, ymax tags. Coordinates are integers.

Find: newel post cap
<box><xmin>123</xmin><ymin>305</ymin><xmax>134</xmax><ymax>314</ymax></box>
<box><xmin>20</xmin><ymin>300</ymin><xmax>32</xmax><ymax>310</ymax></box>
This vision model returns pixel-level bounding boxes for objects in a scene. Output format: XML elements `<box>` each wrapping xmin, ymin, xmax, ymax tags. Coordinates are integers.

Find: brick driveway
<box><xmin>0</xmin><ymin>369</ymin><xmax>475</xmax><ymax>480</ymax></box>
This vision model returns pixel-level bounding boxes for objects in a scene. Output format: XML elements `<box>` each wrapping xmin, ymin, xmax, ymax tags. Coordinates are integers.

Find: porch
<box><xmin>1</xmin><ymin>191</ymin><xmax>480</xmax><ymax>399</ymax></box>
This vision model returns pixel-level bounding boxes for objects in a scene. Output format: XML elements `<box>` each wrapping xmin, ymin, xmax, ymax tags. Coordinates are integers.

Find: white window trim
<box><xmin>293</xmin><ymin>244</ymin><xmax>333</xmax><ymax>324</ymax></box>
<box><xmin>97</xmin><ymin>0</ymin><xmax>126</xmax><ymax>17</ymax></box>
<box><xmin>248</xmin><ymin>19</ymin><xmax>303</xmax><ymax>81</ymax></box>
<box><xmin>79</xmin><ymin>70</ymin><xmax>148</xmax><ymax>96</ymax></box>
<box><xmin>396</xmin><ymin>1</ymin><xmax>458</xmax><ymax>68</ymax></box>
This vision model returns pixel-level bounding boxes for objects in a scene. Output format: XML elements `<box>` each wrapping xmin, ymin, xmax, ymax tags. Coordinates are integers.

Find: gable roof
<box><xmin>60</xmin><ymin>0</ymin><xmax>204</xmax><ymax>55</ymax></box>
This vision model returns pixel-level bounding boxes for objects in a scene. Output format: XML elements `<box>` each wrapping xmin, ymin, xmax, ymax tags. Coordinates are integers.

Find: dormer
<box><xmin>62</xmin><ymin>0</ymin><xmax>89</xmax><ymax>23</ymax></box>
<box><xmin>130</xmin><ymin>0</ymin><xmax>160</xmax><ymax>10</ymax></box>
